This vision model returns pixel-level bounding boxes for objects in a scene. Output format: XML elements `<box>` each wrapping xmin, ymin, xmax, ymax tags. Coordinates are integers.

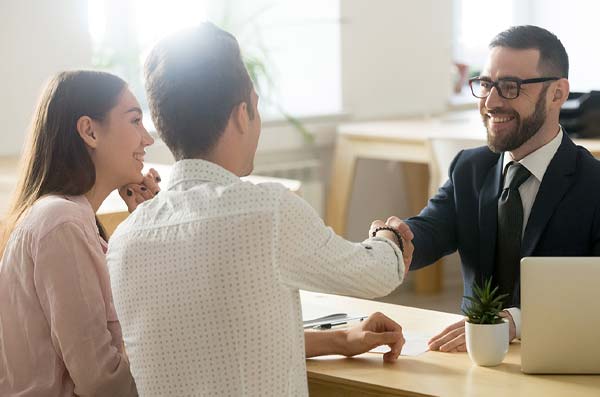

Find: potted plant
<box><xmin>463</xmin><ymin>278</ymin><xmax>510</xmax><ymax>366</ymax></box>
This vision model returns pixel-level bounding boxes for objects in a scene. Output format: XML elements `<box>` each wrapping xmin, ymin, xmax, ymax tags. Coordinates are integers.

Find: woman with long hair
<box><xmin>0</xmin><ymin>70</ymin><xmax>158</xmax><ymax>396</ymax></box>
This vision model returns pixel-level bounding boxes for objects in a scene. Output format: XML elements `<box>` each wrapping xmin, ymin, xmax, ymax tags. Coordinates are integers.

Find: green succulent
<box><xmin>462</xmin><ymin>278</ymin><xmax>509</xmax><ymax>325</ymax></box>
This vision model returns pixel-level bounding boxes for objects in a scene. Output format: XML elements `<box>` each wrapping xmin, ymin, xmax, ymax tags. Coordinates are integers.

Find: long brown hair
<box><xmin>0</xmin><ymin>70</ymin><xmax>126</xmax><ymax>254</ymax></box>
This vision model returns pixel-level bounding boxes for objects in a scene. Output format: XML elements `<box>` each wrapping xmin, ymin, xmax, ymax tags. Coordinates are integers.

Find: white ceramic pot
<box><xmin>465</xmin><ymin>320</ymin><xmax>509</xmax><ymax>366</ymax></box>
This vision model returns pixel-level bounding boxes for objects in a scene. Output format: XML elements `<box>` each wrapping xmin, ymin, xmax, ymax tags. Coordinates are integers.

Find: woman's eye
<box><xmin>132</xmin><ymin>118</ymin><xmax>142</xmax><ymax>125</ymax></box>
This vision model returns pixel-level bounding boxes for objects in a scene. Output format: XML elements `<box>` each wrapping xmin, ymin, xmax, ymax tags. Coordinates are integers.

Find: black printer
<box><xmin>560</xmin><ymin>91</ymin><xmax>600</xmax><ymax>138</ymax></box>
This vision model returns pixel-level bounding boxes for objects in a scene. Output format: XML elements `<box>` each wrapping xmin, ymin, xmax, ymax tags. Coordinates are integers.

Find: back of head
<box><xmin>489</xmin><ymin>25</ymin><xmax>569</xmax><ymax>78</ymax></box>
<box><xmin>144</xmin><ymin>22</ymin><xmax>253</xmax><ymax>161</ymax></box>
<box><xmin>1</xmin><ymin>70</ymin><xmax>125</xmax><ymax>252</ymax></box>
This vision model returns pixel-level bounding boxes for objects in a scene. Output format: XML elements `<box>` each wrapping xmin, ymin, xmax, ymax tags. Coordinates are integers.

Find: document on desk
<box><xmin>369</xmin><ymin>331</ymin><xmax>430</xmax><ymax>356</ymax></box>
<box><xmin>301</xmin><ymin>295</ymin><xmax>429</xmax><ymax>355</ymax></box>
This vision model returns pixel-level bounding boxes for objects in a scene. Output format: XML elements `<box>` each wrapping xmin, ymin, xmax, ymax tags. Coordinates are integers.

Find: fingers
<box><xmin>362</xmin><ymin>312</ymin><xmax>405</xmax><ymax>362</ymax></box>
<box><xmin>428</xmin><ymin>319</ymin><xmax>465</xmax><ymax>343</ymax></box>
<box><xmin>386</xmin><ymin>216</ymin><xmax>414</xmax><ymax>241</ymax></box>
<box><xmin>117</xmin><ymin>168</ymin><xmax>162</xmax><ymax>213</ymax></box>
<box><xmin>400</xmin><ymin>239</ymin><xmax>414</xmax><ymax>271</ymax></box>
<box><xmin>437</xmin><ymin>333</ymin><xmax>466</xmax><ymax>352</ymax></box>
<box><xmin>384</xmin><ymin>216</ymin><xmax>414</xmax><ymax>270</ymax></box>
<box><xmin>363</xmin><ymin>330</ymin><xmax>405</xmax><ymax>362</ymax></box>
<box><xmin>142</xmin><ymin>168</ymin><xmax>161</xmax><ymax>195</ymax></box>
<box><xmin>365</xmin><ymin>311</ymin><xmax>402</xmax><ymax>333</ymax></box>
<box><xmin>428</xmin><ymin>319</ymin><xmax>466</xmax><ymax>352</ymax></box>
<box><xmin>448</xmin><ymin>343</ymin><xmax>467</xmax><ymax>353</ymax></box>
<box><xmin>147</xmin><ymin>167</ymin><xmax>162</xmax><ymax>183</ymax></box>
<box><xmin>369</xmin><ymin>219</ymin><xmax>386</xmax><ymax>237</ymax></box>
<box><xmin>382</xmin><ymin>332</ymin><xmax>405</xmax><ymax>362</ymax></box>
<box><xmin>133</xmin><ymin>184</ymin><xmax>154</xmax><ymax>201</ymax></box>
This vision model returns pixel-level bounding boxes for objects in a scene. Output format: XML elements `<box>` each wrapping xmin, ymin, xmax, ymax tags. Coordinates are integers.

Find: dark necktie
<box><xmin>495</xmin><ymin>161</ymin><xmax>531</xmax><ymax>306</ymax></box>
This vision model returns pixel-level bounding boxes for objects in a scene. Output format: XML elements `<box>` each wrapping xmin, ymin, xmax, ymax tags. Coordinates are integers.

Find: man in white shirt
<box><xmin>387</xmin><ymin>25</ymin><xmax>600</xmax><ymax>352</ymax></box>
<box><xmin>107</xmin><ymin>23</ymin><xmax>414</xmax><ymax>396</ymax></box>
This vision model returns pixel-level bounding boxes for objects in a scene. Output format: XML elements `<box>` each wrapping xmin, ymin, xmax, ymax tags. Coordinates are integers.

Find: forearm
<box><xmin>405</xmin><ymin>217</ymin><xmax>456</xmax><ymax>269</ymax></box>
<box><xmin>304</xmin><ymin>329</ymin><xmax>348</xmax><ymax>358</ymax></box>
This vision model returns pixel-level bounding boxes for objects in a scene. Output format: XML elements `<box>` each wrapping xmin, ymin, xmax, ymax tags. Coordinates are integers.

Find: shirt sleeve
<box><xmin>505</xmin><ymin>307</ymin><xmax>521</xmax><ymax>340</ymax></box>
<box><xmin>32</xmin><ymin>222</ymin><xmax>137</xmax><ymax>397</ymax></box>
<box><xmin>274</xmin><ymin>189</ymin><xmax>404</xmax><ymax>298</ymax></box>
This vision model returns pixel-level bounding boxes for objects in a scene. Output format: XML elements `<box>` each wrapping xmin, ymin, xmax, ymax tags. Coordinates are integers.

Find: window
<box><xmin>87</xmin><ymin>0</ymin><xmax>342</xmax><ymax>124</ymax></box>
<box><xmin>454</xmin><ymin>0</ymin><xmax>600</xmax><ymax>92</ymax></box>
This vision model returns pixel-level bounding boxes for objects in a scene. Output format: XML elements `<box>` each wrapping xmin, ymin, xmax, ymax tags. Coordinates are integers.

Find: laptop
<box><xmin>520</xmin><ymin>257</ymin><xmax>600</xmax><ymax>374</ymax></box>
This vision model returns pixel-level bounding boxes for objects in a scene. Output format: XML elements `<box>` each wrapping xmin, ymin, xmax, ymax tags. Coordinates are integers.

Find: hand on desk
<box><xmin>343</xmin><ymin>312</ymin><xmax>405</xmax><ymax>362</ymax></box>
<box><xmin>428</xmin><ymin>311</ymin><xmax>517</xmax><ymax>352</ymax></box>
<box><xmin>119</xmin><ymin>168</ymin><xmax>161</xmax><ymax>212</ymax></box>
<box><xmin>305</xmin><ymin>312</ymin><xmax>405</xmax><ymax>363</ymax></box>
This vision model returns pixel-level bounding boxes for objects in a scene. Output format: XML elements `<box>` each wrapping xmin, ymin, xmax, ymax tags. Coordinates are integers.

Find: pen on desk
<box><xmin>312</xmin><ymin>321</ymin><xmax>347</xmax><ymax>330</ymax></box>
<box><xmin>312</xmin><ymin>315</ymin><xmax>368</xmax><ymax>330</ymax></box>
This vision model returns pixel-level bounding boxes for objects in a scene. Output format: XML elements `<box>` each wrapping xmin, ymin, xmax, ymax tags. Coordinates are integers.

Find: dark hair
<box><xmin>144</xmin><ymin>22</ymin><xmax>254</xmax><ymax>160</ymax></box>
<box><xmin>1</xmin><ymin>70</ymin><xmax>126</xmax><ymax>251</ymax></box>
<box><xmin>490</xmin><ymin>25</ymin><xmax>569</xmax><ymax>78</ymax></box>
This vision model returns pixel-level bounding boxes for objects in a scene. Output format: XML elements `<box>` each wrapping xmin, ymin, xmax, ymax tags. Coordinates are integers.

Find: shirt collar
<box><xmin>167</xmin><ymin>159</ymin><xmax>240</xmax><ymax>189</ymax></box>
<box><xmin>502</xmin><ymin>126</ymin><xmax>563</xmax><ymax>182</ymax></box>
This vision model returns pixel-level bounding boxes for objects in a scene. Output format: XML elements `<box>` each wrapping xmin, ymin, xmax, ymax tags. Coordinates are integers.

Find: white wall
<box><xmin>340</xmin><ymin>0</ymin><xmax>454</xmax><ymax>241</ymax></box>
<box><xmin>528</xmin><ymin>0</ymin><xmax>600</xmax><ymax>92</ymax></box>
<box><xmin>0</xmin><ymin>0</ymin><xmax>92</xmax><ymax>156</ymax></box>
<box><xmin>341</xmin><ymin>0</ymin><xmax>453</xmax><ymax>120</ymax></box>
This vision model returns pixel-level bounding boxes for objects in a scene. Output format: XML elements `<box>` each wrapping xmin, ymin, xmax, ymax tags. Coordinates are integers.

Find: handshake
<box><xmin>369</xmin><ymin>216</ymin><xmax>415</xmax><ymax>275</ymax></box>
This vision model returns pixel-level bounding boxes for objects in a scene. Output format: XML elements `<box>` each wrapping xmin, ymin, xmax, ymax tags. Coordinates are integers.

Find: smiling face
<box><xmin>479</xmin><ymin>47</ymin><xmax>553</xmax><ymax>153</ymax></box>
<box><xmin>90</xmin><ymin>88</ymin><xmax>154</xmax><ymax>189</ymax></box>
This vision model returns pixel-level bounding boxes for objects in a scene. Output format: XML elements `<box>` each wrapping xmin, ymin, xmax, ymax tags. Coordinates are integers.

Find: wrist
<box><xmin>329</xmin><ymin>329</ymin><xmax>350</xmax><ymax>356</ymax></box>
<box><xmin>305</xmin><ymin>329</ymin><xmax>349</xmax><ymax>357</ymax></box>
<box><xmin>375</xmin><ymin>231</ymin><xmax>397</xmax><ymax>244</ymax></box>
<box><xmin>372</xmin><ymin>226</ymin><xmax>403</xmax><ymax>251</ymax></box>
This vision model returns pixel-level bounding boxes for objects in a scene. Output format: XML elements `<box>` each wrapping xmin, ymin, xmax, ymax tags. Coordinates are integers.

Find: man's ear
<box><xmin>76</xmin><ymin>116</ymin><xmax>98</xmax><ymax>149</ymax></box>
<box><xmin>552</xmin><ymin>78</ymin><xmax>570</xmax><ymax>105</ymax></box>
<box><xmin>233</xmin><ymin>101</ymin><xmax>249</xmax><ymax>135</ymax></box>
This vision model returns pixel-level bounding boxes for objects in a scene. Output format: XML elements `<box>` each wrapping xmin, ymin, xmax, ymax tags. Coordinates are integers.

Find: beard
<box><xmin>483</xmin><ymin>86</ymin><xmax>549</xmax><ymax>153</ymax></box>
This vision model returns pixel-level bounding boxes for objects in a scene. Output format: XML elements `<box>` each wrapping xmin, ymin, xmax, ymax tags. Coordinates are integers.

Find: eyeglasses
<box><xmin>469</xmin><ymin>76</ymin><xmax>560</xmax><ymax>100</ymax></box>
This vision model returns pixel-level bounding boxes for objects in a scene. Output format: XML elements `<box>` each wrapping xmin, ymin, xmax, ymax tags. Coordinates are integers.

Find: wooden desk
<box><xmin>302</xmin><ymin>291</ymin><xmax>600</xmax><ymax>397</ymax></box>
<box><xmin>326</xmin><ymin>111</ymin><xmax>600</xmax><ymax>294</ymax></box>
<box><xmin>97</xmin><ymin>163</ymin><xmax>302</xmax><ymax>237</ymax></box>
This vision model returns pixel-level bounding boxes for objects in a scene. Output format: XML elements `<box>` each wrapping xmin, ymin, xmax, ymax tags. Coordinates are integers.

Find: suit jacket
<box><xmin>405</xmin><ymin>133</ymin><xmax>600</xmax><ymax>309</ymax></box>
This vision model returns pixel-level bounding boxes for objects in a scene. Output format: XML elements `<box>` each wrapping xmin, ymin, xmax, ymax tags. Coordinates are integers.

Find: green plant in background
<box><xmin>217</xmin><ymin>1</ymin><xmax>314</xmax><ymax>144</ymax></box>
<box><xmin>90</xmin><ymin>0</ymin><xmax>314</xmax><ymax>143</ymax></box>
<box><xmin>462</xmin><ymin>278</ymin><xmax>509</xmax><ymax>324</ymax></box>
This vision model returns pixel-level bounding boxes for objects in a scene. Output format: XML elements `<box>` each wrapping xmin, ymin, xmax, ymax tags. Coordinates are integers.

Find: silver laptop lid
<box><xmin>521</xmin><ymin>257</ymin><xmax>600</xmax><ymax>374</ymax></box>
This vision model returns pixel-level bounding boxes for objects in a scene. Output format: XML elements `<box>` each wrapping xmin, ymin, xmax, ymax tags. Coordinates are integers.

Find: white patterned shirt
<box><xmin>107</xmin><ymin>159</ymin><xmax>404</xmax><ymax>397</ymax></box>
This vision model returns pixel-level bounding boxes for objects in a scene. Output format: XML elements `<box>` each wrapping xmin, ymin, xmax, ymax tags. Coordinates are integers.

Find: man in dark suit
<box><xmin>385</xmin><ymin>25</ymin><xmax>600</xmax><ymax>352</ymax></box>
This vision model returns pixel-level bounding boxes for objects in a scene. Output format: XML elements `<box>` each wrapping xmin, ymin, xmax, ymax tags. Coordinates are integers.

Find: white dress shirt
<box><xmin>501</xmin><ymin>128</ymin><xmax>563</xmax><ymax>338</ymax></box>
<box><xmin>107</xmin><ymin>159</ymin><xmax>404</xmax><ymax>397</ymax></box>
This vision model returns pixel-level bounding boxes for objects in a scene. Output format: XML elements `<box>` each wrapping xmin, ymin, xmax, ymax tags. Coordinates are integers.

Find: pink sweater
<box><xmin>0</xmin><ymin>195</ymin><xmax>136</xmax><ymax>396</ymax></box>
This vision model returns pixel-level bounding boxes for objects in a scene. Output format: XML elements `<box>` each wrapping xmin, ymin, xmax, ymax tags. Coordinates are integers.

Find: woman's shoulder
<box><xmin>20</xmin><ymin>195</ymin><xmax>95</xmax><ymax>239</ymax></box>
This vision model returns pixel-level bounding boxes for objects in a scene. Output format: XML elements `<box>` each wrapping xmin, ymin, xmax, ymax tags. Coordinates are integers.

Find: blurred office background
<box><xmin>2</xmin><ymin>0</ymin><xmax>599</xmax><ymax>313</ymax></box>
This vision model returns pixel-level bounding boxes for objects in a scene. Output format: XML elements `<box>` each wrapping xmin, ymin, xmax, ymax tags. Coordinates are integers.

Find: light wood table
<box><xmin>97</xmin><ymin>163</ymin><xmax>302</xmax><ymax>237</ymax></box>
<box><xmin>302</xmin><ymin>291</ymin><xmax>600</xmax><ymax>397</ymax></box>
<box><xmin>326</xmin><ymin>111</ymin><xmax>600</xmax><ymax>294</ymax></box>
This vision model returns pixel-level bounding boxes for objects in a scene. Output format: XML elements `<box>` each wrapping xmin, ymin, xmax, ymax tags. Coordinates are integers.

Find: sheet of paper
<box><xmin>369</xmin><ymin>331</ymin><xmax>431</xmax><ymax>356</ymax></box>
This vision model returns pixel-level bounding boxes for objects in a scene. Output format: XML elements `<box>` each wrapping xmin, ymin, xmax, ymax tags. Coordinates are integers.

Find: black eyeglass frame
<box><xmin>468</xmin><ymin>76</ymin><xmax>561</xmax><ymax>99</ymax></box>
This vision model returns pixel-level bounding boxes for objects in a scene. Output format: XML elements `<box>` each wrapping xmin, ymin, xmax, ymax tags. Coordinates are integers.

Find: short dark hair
<box><xmin>490</xmin><ymin>25</ymin><xmax>569</xmax><ymax>78</ymax></box>
<box><xmin>144</xmin><ymin>22</ymin><xmax>254</xmax><ymax>160</ymax></box>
